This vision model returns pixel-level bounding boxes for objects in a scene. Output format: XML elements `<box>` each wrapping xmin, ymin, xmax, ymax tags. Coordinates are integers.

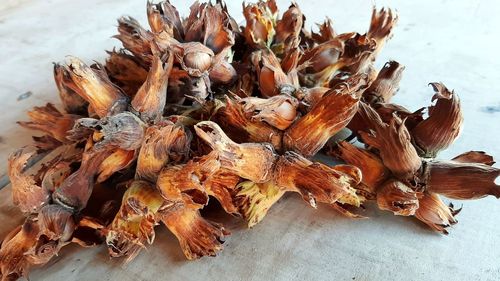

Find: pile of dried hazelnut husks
<box><xmin>1</xmin><ymin>0</ymin><xmax>499</xmax><ymax>280</ymax></box>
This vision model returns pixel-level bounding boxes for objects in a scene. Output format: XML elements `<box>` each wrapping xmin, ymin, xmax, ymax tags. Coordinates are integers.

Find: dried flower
<box><xmin>415</xmin><ymin>192</ymin><xmax>459</xmax><ymax>234</ymax></box>
<box><xmin>411</xmin><ymin>83</ymin><xmax>463</xmax><ymax>157</ymax></box>
<box><xmin>376</xmin><ymin>180</ymin><xmax>420</xmax><ymax>216</ymax></box>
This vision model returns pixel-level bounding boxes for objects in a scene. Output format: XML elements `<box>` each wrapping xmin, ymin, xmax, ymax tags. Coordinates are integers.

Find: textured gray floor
<box><xmin>0</xmin><ymin>1</ymin><xmax>499</xmax><ymax>280</ymax></box>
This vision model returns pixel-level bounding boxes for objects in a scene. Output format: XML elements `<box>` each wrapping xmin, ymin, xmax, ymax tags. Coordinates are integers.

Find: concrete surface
<box><xmin>0</xmin><ymin>0</ymin><xmax>499</xmax><ymax>280</ymax></box>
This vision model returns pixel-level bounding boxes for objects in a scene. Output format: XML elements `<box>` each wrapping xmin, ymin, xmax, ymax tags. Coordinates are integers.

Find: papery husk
<box><xmin>373</xmin><ymin>103</ymin><xmax>424</xmax><ymax>132</ymax></box>
<box><xmin>105</xmin><ymin>180</ymin><xmax>165</xmax><ymax>261</ymax></box>
<box><xmin>252</xmin><ymin>49</ymin><xmax>294</xmax><ymax>98</ymax></box>
<box><xmin>105</xmin><ymin>49</ymin><xmax>149</xmax><ymax>98</ymax></box>
<box><xmin>214</xmin><ymin>96</ymin><xmax>282</xmax><ymax>149</ymax></box>
<box><xmin>202</xmin><ymin>4</ymin><xmax>235</xmax><ymax>54</ymax></box>
<box><xmin>156</xmin><ymin>152</ymin><xmax>220</xmax><ymax>208</ymax></box>
<box><xmin>451</xmin><ymin>151</ymin><xmax>495</xmax><ymax>166</ymax></box>
<box><xmin>273</xmin><ymin>2</ymin><xmax>303</xmax><ymax>54</ymax></box>
<box><xmin>367</xmin><ymin>7</ymin><xmax>398</xmax><ymax>59</ymax></box>
<box><xmin>234</xmin><ymin>180</ymin><xmax>285</xmax><ymax>227</ymax></box>
<box><xmin>194</xmin><ymin>121</ymin><xmax>277</xmax><ymax>183</ymax></box>
<box><xmin>52</xmin><ymin>145</ymin><xmax>114</xmax><ymax>211</ymax></box>
<box><xmin>69</xmin><ymin>112</ymin><xmax>145</xmax><ymax>150</ymax></box>
<box><xmin>376</xmin><ymin>179</ymin><xmax>420</xmax><ymax>216</ymax></box>
<box><xmin>62</xmin><ymin>57</ymin><xmax>128</xmax><ymax>118</ymax></box>
<box><xmin>17</xmin><ymin>103</ymin><xmax>79</xmax><ymax>144</ymax></box>
<box><xmin>0</xmin><ymin>217</ymin><xmax>39</xmax><ymax>281</ymax></box>
<box><xmin>273</xmin><ymin>151</ymin><xmax>362</xmax><ymax>209</ymax></box>
<box><xmin>136</xmin><ymin>122</ymin><xmax>191</xmax><ymax>182</ymax></box>
<box><xmin>53</xmin><ymin>64</ymin><xmax>88</xmax><ymax>115</ymax></box>
<box><xmin>97</xmin><ymin>149</ymin><xmax>137</xmax><ymax>183</ymax></box>
<box><xmin>423</xmin><ymin>160</ymin><xmax>500</xmax><ymax>200</ymax></box>
<box><xmin>115</xmin><ymin>16</ymin><xmax>154</xmax><ymax>66</ymax></box>
<box><xmin>363</xmin><ymin>61</ymin><xmax>404</xmax><ymax>104</ymax></box>
<box><xmin>415</xmin><ymin>192</ymin><xmax>459</xmax><ymax>234</ymax></box>
<box><xmin>161</xmin><ymin>207</ymin><xmax>229</xmax><ymax>260</ymax></box>
<box><xmin>358</xmin><ymin>104</ymin><xmax>422</xmax><ymax>179</ymax></box>
<box><xmin>411</xmin><ymin>83</ymin><xmax>463</xmax><ymax>158</ymax></box>
<box><xmin>298</xmin><ymin>39</ymin><xmax>344</xmax><ymax>87</ymax></box>
<box><xmin>8</xmin><ymin>149</ymin><xmax>51</xmax><ymax>213</ymax></box>
<box><xmin>310</xmin><ymin>17</ymin><xmax>336</xmax><ymax>44</ymax></box>
<box><xmin>131</xmin><ymin>51</ymin><xmax>174</xmax><ymax>124</ymax></box>
<box><xmin>146</xmin><ymin>0</ymin><xmax>184</xmax><ymax>39</ymax></box>
<box><xmin>242</xmin><ymin>0</ymin><xmax>277</xmax><ymax>49</ymax></box>
<box><xmin>204</xmin><ymin>170</ymin><xmax>241</xmax><ymax>215</ymax></box>
<box><xmin>239</xmin><ymin>94</ymin><xmax>299</xmax><ymax>130</ymax></box>
<box><xmin>284</xmin><ymin>74</ymin><xmax>366</xmax><ymax>158</ymax></box>
<box><xmin>210</xmin><ymin>59</ymin><xmax>237</xmax><ymax>85</ymax></box>
<box><xmin>333</xmin><ymin>141</ymin><xmax>389</xmax><ymax>197</ymax></box>
<box><xmin>295</xmin><ymin>86</ymin><xmax>330</xmax><ymax>108</ymax></box>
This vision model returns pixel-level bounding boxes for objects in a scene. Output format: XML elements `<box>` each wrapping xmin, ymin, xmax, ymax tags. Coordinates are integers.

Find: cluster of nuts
<box><xmin>0</xmin><ymin>1</ymin><xmax>498</xmax><ymax>280</ymax></box>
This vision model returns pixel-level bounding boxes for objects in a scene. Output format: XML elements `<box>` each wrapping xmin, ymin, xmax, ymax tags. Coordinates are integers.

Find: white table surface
<box><xmin>0</xmin><ymin>1</ymin><xmax>499</xmax><ymax>280</ymax></box>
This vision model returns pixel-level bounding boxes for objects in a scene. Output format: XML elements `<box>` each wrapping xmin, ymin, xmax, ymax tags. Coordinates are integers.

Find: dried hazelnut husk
<box><xmin>423</xmin><ymin>159</ymin><xmax>500</xmax><ymax>200</ymax></box>
<box><xmin>451</xmin><ymin>151</ymin><xmax>495</xmax><ymax>166</ymax></box>
<box><xmin>146</xmin><ymin>0</ymin><xmax>184</xmax><ymax>39</ymax></box>
<box><xmin>234</xmin><ymin>180</ymin><xmax>285</xmax><ymax>227</ymax></box>
<box><xmin>161</xmin><ymin>207</ymin><xmax>229</xmax><ymax>260</ymax></box>
<box><xmin>53</xmin><ymin>64</ymin><xmax>88</xmax><ymax>115</ymax></box>
<box><xmin>204</xmin><ymin>170</ymin><xmax>241</xmax><ymax>215</ymax></box>
<box><xmin>69</xmin><ymin>112</ymin><xmax>146</xmax><ymax>150</ymax></box>
<box><xmin>114</xmin><ymin>16</ymin><xmax>154</xmax><ymax>65</ymax></box>
<box><xmin>17</xmin><ymin>103</ymin><xmax>79</xmax><ymax>144</ymax></box>
<box><xmin>62</xmin><ymin>57</ymin><xmax>128</xmax><ymax>118</ymax></box>
<box><xmin>105</xmin><ymin>49</ymin><xmax>149</xmax><ymax>98</ymax></box>
<box><xmin>411</xmin><ymin>83</ymin><xmax>463</xmax><ymax>158</ymax></box>
<box><xmin>333</xmin><ymin>141</ymin><xmax>389</xmax><ymax>197</ymax></box>
<box><xmin>131</xmin><ymin>51</ymin><xmax>174</xmax><ymax>124</ymax></box>
<box><xmin>214</xmin><ymin>97</ymin><xmax>283</xmax><ymax>149</ymax></box>
<box><xmin>210</xmin><ymin>59</ymin><xmax>237</xmax><ymax>85</ymax></box>
<box><xmin>194</xmin><ymin>121</ymin><xmax>277</xmax><ymax>183</ymax></box>
<box><xmin>415</xmin><ymin>192</ymin><xmax>460</xmax><ymax>234</ymax></box>
<box><xmin>239</xmin><ymin>94</ymin><xmax>299</xmax><ymax>130</ymax></box>
<box><xmin>8</xmin><ymin>149</ymin><xmax>51</xmax><ymax>213</ymax></box>
<box><xmin>362</xmin><ymin>61</ymin><xmax>404</xmax><ymax>104</ymax></box>
<box><xmin>105</xmin><ymin>180</ymin><xmax>166</xmax><ymax>262</ymax></box>
<box><xmin>273</xmin><ymin>3</ymin><xmax>303</xmax><ymax>54</ymax></box>
<box><xmin>310</xmin><ymin>17</ymin><xmax>336</xmax><ymax>44</ymax></box>
<box><xmin>136</xmin><ymin>122</ymin><xmax>191</xmax><ymax>182</ymax></box>
<box><xmin>273</xmin><ymin>151</ymin><xmax>362</xmax><ymax>208</ymax></box>
<box><xmin>367</xmin><ymin>7</ymin><xmax>398</xmax><ymax>59</ymax></box>
<box><xmin>284</xmin><ymin>74</ymin><xmax>367</xmax><ymax>158</ymax></box>
<box><xmin>358</xmin><ymin>105</ymin><xmax>422</xmax><ymax>179</ymax></box>
<box><xmin>295</xmin><ymin>86</ymin><xmax>330</xmax><ymax>108</ymax></box>
<box><xmin>376</xmin><ymin>180</ymin><xmax>420</xmax><ymax>216</ymax></box>
<box><xmin>298</xmin><ymin>39</ymin><xmax>344</xmax><ymax>87</ymax></box>
<box><xmin>0</xmin><ymin>217</ymin><xmax>39</xmax><ymax>280</ymax></box>
<box><xmin>242</xmin><ymin>0</ymin><xmax>277</xmax><ymax>48</ymax></box>
<box><xmin>252</xmin><ymin>49</ymin><xmax>295</xmax><ymax>98</ymax></box>
<box><xmin>97</xmin><ymin>149</ymin><xmax>136</xmax><ymax>183</ymax></box>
